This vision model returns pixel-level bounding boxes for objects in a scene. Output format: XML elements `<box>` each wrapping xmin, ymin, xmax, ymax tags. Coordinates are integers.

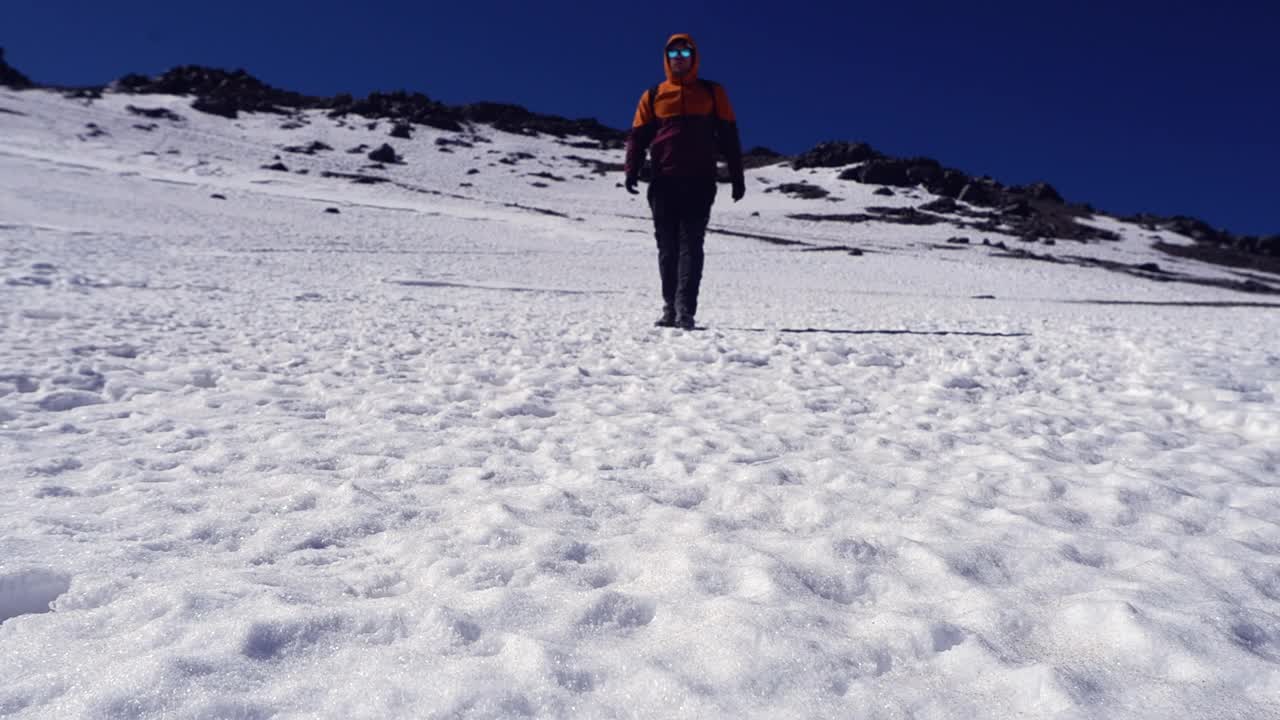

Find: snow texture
<box><xmin>2</xmin><ymin>88</ymin><xmax>1279</xmax><ymax>719</ymax></box>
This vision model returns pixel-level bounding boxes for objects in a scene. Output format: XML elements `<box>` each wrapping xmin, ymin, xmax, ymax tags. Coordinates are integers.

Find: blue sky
<box><xmin>6</xmin><ymin>1</ymin><xmax>1277</xmax><ymax>235</ymax></box>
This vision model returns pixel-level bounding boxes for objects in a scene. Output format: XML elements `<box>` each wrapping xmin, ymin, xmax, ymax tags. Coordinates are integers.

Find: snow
<box><xmin>2</xmin><ymin>88</ymin><xmax>1279</xmax><ymax>719</ymax></box>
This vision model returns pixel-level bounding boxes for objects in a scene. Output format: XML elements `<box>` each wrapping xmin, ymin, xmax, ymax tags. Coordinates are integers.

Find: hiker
<box><xmin>625</xmin><ymin>33</ymin><xmax>745</xmax><ymax>330</ymax></box>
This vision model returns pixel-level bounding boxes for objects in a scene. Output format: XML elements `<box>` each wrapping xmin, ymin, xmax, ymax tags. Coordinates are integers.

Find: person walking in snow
<box><xmin>625</xmin><ymin>33</ymin><xmax>745</xmax><ymax>330</ymax></box>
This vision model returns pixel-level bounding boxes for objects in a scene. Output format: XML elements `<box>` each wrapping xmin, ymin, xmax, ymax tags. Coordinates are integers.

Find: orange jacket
<box><xmin>624</xmin><ymin>34</ymin><xmax>744</xmax><ymax>183</ymax></box>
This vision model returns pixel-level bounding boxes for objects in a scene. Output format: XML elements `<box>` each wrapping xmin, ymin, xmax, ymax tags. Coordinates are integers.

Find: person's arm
<box><xmin>624</xmin><ymin>90</ymin><xmax>657</xmax><ymax>189</ymax></box>
<box><xmin>713</xmin><ymin>85</ymin><xmax>745</xmax><ymax>199</ymax></box>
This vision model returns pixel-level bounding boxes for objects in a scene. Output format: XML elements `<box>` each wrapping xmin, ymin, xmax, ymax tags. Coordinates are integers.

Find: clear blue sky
<box><xmin>6</xmin><ymin>0</ymin><xmax>1277</xmax><ymax>236</ymax></box>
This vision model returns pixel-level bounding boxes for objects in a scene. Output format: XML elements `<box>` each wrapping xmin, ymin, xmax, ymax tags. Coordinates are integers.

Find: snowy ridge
<box><xmin>1</xmin><ymin>89</ymin><xmax>1279</xmax><ymax>719</ymax></box>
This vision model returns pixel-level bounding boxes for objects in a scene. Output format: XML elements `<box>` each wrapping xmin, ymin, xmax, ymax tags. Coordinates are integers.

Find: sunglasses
<box><xmin>666</xmin><ymin>48</ymin><xmax>693</xmax><ymax>59</ymax></box>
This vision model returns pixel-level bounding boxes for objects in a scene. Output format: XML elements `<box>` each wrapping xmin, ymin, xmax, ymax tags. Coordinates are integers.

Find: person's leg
<box><xmin>648</xmin><ymin>179</ymin><xmax>680</xmax><ymax>321</ymax></box>
<box><xmin>675</xmin><ymin>179</ymin><xmax>717</xmax><ymax>321</ymax></box>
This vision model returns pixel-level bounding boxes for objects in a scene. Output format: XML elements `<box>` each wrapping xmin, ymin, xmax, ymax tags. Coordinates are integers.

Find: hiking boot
<box><xmin>654</xmin><ymin>309</ymin><xmax>676</xmax><ymax>327</ymax></box>
<box><xmin>675</xmin><ymin>315</ymin><xmax>696</xmax><ymax>330</ymax></box>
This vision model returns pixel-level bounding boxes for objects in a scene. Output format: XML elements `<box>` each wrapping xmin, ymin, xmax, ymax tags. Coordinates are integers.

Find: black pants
<box><xmin>648</xmin><ymin>177</ymin><xmax>717</xmax><ymax>319</ymax></box>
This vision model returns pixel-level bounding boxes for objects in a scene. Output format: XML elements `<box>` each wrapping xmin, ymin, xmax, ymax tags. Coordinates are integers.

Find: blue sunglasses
<box><xmin>666</xmin><ymin>48</ymin><xmax>693</xmax><ymax>59</ymax></box>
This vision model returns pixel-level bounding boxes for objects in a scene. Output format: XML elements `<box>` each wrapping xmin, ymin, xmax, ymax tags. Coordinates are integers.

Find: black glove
<box><xmin>731</xmin><ymin>178</ymin><xmax>746</xmax><ymax>202</ymax></box>
<box><xmin>625</xmin><ymin>176</ymin><xmax>639</xmax><ymax>195</ymax></box>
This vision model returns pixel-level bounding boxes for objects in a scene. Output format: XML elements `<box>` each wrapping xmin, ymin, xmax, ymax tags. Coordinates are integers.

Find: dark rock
<box><xmin>261</xmin><ymin>162</ymin><xmax>289</xmax><ymax>172</ymax></box>
<box><xmin>788</xmin><ymin>213</ymin><xmax>876</xmax><ymax>224</ymax></box>
<box><xmin>330</xmin><ymin>91</ymin><xmax>463</xmax><ymax>131</ymax></box>
<box><xmin>466</xmin><ymin>168</ymin><xmax>480</xmax><ymax>175</ymax></box>
<box><xmin>320</xmin><ymin>170</ymin><xmax>390</xmax><ymax>184</ymax></box>
<box><xmin>390</xmin><ymin>122</ymin><xmax>413</xmax><ymax>139</ymax></box>
<box><xmin>919</xmin><ymin>198</ymin><xmax>958</xmax><ymax>214</ymax></box>
<box><xmin>1000</xmin><ymin>199</ymin><xmax>1036</xmax><ymax>218</ymax></box>
<box><xmin>62</xmin><ymin>87</ymin><xmax>104</xmax><ymax>100</ymax></box>
<box><xmin>865</xmin><ymin>206</ymin><xmax>946</xmax><ymax>225</ymax></box>
<box><xmin>873</xmin><ymin>187</ymin><xmax>895</xmax><ymax>197</ymax></box>
<box><xmin>192</xmin><ymin>96</ymin><xmax>239</xmax><ymax>119</ymax></box>
<box><xmin>497</xmin><ymin>151</ymin><xmax>536</xmax><ymax>166</ymax></box>
<box><xmin>528</xmin><ymin>171</ymin><xmax>566</xmax><ymax>182</ymax></box>
<box><xmin>436</xmin><ymin>136</ymin><xmax>474</xmax><ymax>149</ymax></box>
<box><xmin>1153</xmin><ymin>240</ymin><xmax>1280</xmax><ymax>276</ymax></box>
<box><xmin>947</xmin><ymin>237</ymin><xmax>970</xmax><ymax>244</ymax></box>
<box><xmin>133</xmin><ymin>123</ymin><xmax>157</xmax><ymax>132</ymax></box>
<box><xmin>0</xmin><ymin>48</ymin><xmax>33</xmax><ymax>89</ymax></box>
<box><xmin>280</xmin><ymin>120</ymin><xmax>306</xmax><ymax>130</ymax></box>
<box><xmin>1022</xmin><ymin>182</ymin><xmax>1064</xmax><ymax>204</ymax></box>
<box><xmin>743</xmin><ymin>146</ymin><xmax>787</xmax><ymax>170</ymax></box>
<box><xmin>904</xmin><ymin>157</ymin><xmax>945</xmax><ymax>186</ymax></box>
<box><xmin>347</xmin><ymin>144</ymin><xmax>369</xmax><ymax>154</ymax></box>
<box><xmin>839</xmin><ymin>158</ymin><xmax>911</xmax><ymax>187</ymax></box>
<box><xmin>463</xmin><ymin>102</ymin><xmax>625</xmax><ymax>148</ymax></box>
<box><xmin>126</xmin><ymin>105</ymin><xmax>184</xmax><ymax>122</ymax></box>
<box><xmin>930</xmin><ymin>169</ymin><xmax>971</xmax><ymax>199</ymax></box>
<box><xmin>793</xmin><ymin>141</ymin><xmax>881</xmax><ymax>169</ymax></box>
<box><xmin>367</xmin><ymin>144</ymin><xmax>401</xmax><ymax>164</ymax></box>
<box><xmin>530</xmin><ymin>182</ymin><xmax>549</xmax><ymax>188</ymax></box>
<box><xmin>210</xmin><ymin>193</ymin><xmax>227</xmax><ymax>200</ymax></box>
<box><xmin>957</xmin><ymin>179</ymin><xmax>1004</xmax><ymax>207</ymax></box>
<box><xmin>765</xmin><ymin>183</ymin><xmax>830</xmax><ymax>200</ymax></box>
<box><xmin>282</xmin><ymin>141</ymin><xmax>333</xmax><ymax>155</ymax></box>
<box><xmin>115</xmin><ymin>66</ymin><xmax>313</xmax><ymax>117</ymax></box>
<box><xmin>325</xmin><ymin>207</ymin><xmax>340</xmax><ymax>214</ymax></box>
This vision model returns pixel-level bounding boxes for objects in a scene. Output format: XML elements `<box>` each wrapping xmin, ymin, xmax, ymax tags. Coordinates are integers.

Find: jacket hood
<box><xmin>663</xmin><ymin>33</ymin><xmax>700</xmax><ymax>85</ymax></box>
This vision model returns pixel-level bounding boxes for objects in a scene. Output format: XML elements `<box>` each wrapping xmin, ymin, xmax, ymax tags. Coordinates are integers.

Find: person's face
<box><xmin>667</xmin><ymin>43</ymin><xmax>694</xmax><ymax>76</ymax></box>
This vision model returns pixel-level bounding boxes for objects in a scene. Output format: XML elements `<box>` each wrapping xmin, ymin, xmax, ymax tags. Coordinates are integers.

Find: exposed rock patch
<box><xmin>282</xmin><ymin>141</ymin><xmax>332</xmax><ymax>155</ymax></box>
<box><xmin>766</xmin><ymin>183</ymin><xmax>830</xmax><ymax>200</ymax></box>
<box><xmin>367</xmin><ymin>144</ymin><xmax>402</xmax><ymax>164</ymax></box>
<box><xmin>126</xmin><ymin>105</ymin><xmax>184</xmax><ymax>122</ymax></box>
<box><xmin>0</xmin><ymin>48</ymin><xmax>33</xmax><ymax>89</ymax></box>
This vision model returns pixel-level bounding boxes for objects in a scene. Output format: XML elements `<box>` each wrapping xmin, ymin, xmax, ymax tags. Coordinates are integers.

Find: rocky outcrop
<box><xmin>328</xmin><ymin>91</ymin><xmax>463</xmax><ymax>132</ymax></box>
<box><xmin>116</xmin><ymin>66</ymin><xmax>322</xmax><ymax>118</ymax></box>
<box><xmin>126</xmin><ymin>105</ymin><xmax>184</xmax><ymax>122</ymax></box>
<box><xmin>463</xmin><ymin>102</ymin><xmax>624</xmax><ymax>148</ymax></box>
<box><xmin>367</xmin><ymin>144</ymin><xmax>401</xmax><ymax>164</ymax></box>
<box><xmin>765</xmin><ymin>183</ymin><xmax>830</xmax><ymax>200</ymax></box>
<box><xmin>1126</xmin><ymin>215</ymin><xmax>1280</xmax><ymax>258</ymax></box>
<box><xmin>0</xmin><ymin>48</ymin><xmax>33</xmax><ymax>89</ymax></box>
<box><xmin>792</xmin><ymin>141</ymin><xmax>880</xmax><ymax>169</ymax></box>
<box><xmin>743</xmin><ymin>146</ymin><xmax>787</xmax><ymax>170</ymax></box>
<box><xmin>107</xmin><ymin>65</ymin><xmax>625</xmax><ymax>146</ymax></box>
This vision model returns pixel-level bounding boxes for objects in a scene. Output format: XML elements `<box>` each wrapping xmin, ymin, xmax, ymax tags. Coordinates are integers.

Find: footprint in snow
<box><xmin>0</xmin><ymin>568</ymin><xmax>72</xmax><ymax>623</ymax></box>
<box><xmin>37</xmin><ymin>390</ymin><xmax>103</xmax><ymax>412</ymax></box>
<box><xmin>577</xmin><ymin>591</ymin><xmax>655</xmax><ymax>632</ymax></box>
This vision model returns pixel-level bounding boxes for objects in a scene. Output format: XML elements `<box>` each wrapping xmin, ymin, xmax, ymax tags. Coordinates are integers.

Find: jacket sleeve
<box><xmin>624</xmin><ymin>90</ymin><xmax>656</xmax><ymax>179</ymax></box>
<box><xmin>712</xmin><ymin>85</ymin><xmax>744</xmax><ymax>185</ymax></box>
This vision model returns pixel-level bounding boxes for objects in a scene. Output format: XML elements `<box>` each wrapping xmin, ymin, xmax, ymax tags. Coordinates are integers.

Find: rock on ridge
<box><xmin>0</xmin><ymin>48</ymin><xmax>34</xmax><ymax>89</ymax></box>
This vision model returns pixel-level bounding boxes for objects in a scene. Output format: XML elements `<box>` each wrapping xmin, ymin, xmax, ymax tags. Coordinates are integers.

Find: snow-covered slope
<box><xmin>1</xmin><ymin>89</ymin><xmax>1278</xmax><ymax>719</ymax></box>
